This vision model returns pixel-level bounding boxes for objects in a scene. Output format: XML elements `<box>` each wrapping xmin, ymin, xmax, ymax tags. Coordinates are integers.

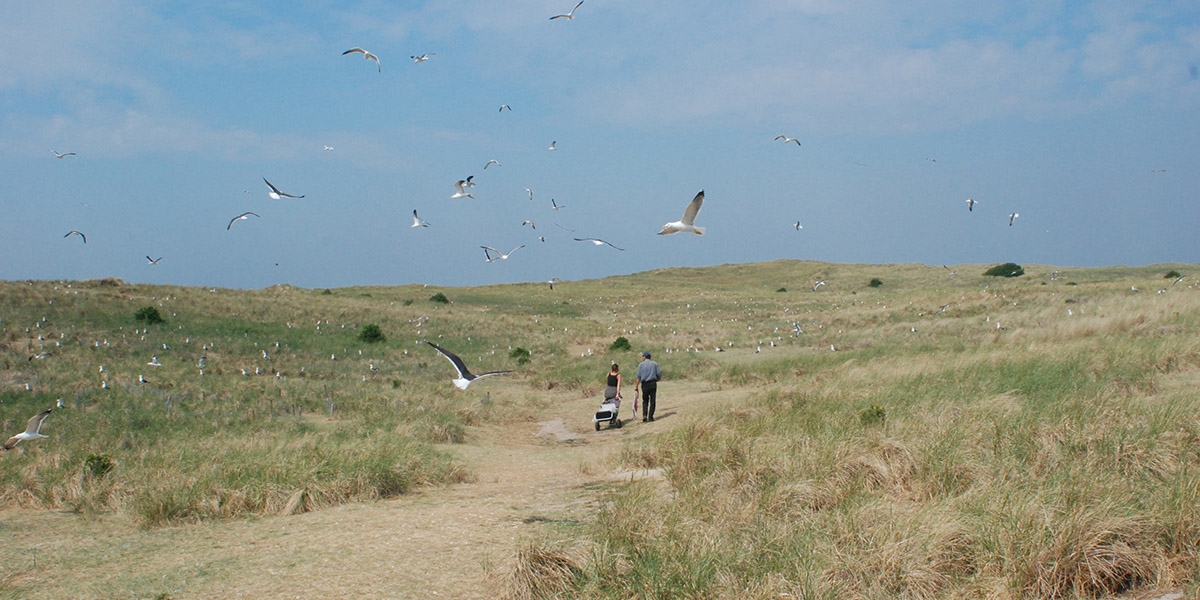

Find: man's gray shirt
<box><xmin>636</xmin><ymin>360</ymin><xmax>661</xmax><ymax>383</ymax></box>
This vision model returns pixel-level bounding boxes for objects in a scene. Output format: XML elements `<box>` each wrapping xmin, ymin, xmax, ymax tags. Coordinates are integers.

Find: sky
<box><xmin>1</xmin><ymin>1</ymin><xmax>1197</xmax><ymax>290</ymax></box>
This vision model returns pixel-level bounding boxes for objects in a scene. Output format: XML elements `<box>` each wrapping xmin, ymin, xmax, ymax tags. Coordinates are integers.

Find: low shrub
<box><xmin>984</xmin><ymin>263</ymin><xmax>1025</xmax><ymax>277</ymax></box>
<box><xmin>358</xmin><ymin>324</ymin><xmax>386</xmax><ymax>343</ymax></box>
<box><xmin>610</xmin><ymin>336</ymin><xmax>632</xmax><ymax>352</ymax></box>
<box><xmin>135</xmin><ymin>306</ymin><xmax>165</xmax><ymax>324</ymax></box>
<box><xmin>430</xmin><ymin>292</ymin><xmax>450</xmax><ymax>304</ymax></box>
<box><xmin>510</xmin><ymin>347</ymin><xmax>531</xmax><ymax>365</ymax></box>
<box><xmin>869</xmin><ymin>278</ymin><xmax>883</xmax><ymax>288</ymax></box>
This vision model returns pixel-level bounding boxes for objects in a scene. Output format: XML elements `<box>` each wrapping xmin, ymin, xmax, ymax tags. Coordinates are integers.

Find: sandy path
<box><xmin>0</xmin><ymin>382</ymin><xmax>723</xmax><ymax>599</ymax></box>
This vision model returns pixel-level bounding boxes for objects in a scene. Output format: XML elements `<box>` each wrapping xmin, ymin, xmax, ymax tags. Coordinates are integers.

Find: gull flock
<box><xmin>42</xmin><ymin>0</ymin><xmax>1080</xmax><ymax>280</ymax></box>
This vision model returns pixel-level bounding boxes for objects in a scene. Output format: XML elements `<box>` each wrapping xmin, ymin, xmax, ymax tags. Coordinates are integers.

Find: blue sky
<box><xmin>1</xmin><ymin>1</ymin><xmax>1197</xmax><ymax>289</ymax></box>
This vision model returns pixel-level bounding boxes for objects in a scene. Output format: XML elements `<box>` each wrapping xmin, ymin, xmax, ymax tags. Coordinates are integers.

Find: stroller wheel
<box><xmin>595</xmin><ymin>421</ymin><xmax>601</xmax><ymax>431</ymax></box>
<box><xmin>613</xmin><ymin>418</ymin><xmax>623</xmax><ymax>428</ymax></box>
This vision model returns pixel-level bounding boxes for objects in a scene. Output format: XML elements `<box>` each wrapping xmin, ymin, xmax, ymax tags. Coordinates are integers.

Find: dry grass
<box><xmin>501</xmin><ymin>540</ymin><xmax>583</xmax><ymax>600</ymax></box>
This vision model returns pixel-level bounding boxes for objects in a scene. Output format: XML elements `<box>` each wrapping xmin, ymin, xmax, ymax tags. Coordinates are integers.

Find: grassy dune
<box><xmin>2</xmin><ymin>260</ymin><xmax>1198</xmax><ymax>598</ymax></box>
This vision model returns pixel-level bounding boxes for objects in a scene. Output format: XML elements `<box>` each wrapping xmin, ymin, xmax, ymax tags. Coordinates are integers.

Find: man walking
<box><xmin>634</xmin><ymin>351</ymin><xmax>662</xmax><ymax>422</ymax></box>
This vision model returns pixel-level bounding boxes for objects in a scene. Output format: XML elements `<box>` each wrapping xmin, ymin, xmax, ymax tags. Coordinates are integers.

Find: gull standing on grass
<box><xmin>264</xmin><ymin>178</ymin><xmax>304</xmax><ymax>199</ymax></box>
<box><xmin>549</xmin><ymin>1</ymin><xmax>584</xmax><ymax>20</ymax></box>
<box><xmin>64</xmin><ymin>230</ymin><xmax>87</xmax><ymax>243</ymax></box>
<box><xmin>658</xmin><ymin>190</ymin><xmax>706</xmax><ymax>235</ymax></box>
<box><xmin>411</xmin><ymin>210</ymin><xmax>429</xmax><ymax>228</ymax></box>
<box><xmin>426</xmin><ymin>342</ymin><xmax>511</xmax><ymax>390</ymax></box>
<box><xmin>3</xmin><ymin>409</ymin><xmax>53</xmax><ymax>450</ymax></box>
<box><xmin>343</xmin><ymin>47</ymin><xmax>381</xmax><ymax>72</ymax></box>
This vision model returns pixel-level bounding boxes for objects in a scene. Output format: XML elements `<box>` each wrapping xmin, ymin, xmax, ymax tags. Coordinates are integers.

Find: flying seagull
<box><xmin>481</xmin><ymin>245</ymin><xmax>525</xmax><ymax>261</ymax></box>
<box><xmin>549</xmin><ymin>0</ymin><xmax>584</xmax><ymax>20</ymax></box>
<box><xmin>548</xmin><ymin>278</ymin><xmax>561</xmax><ymax>289</ymax></box>
<box><xmin>264</xmin><ymin>178</ymin><xmax>305</xmax><ymax>199</ymax></box>
<box><xmin>548</xmin><ymin>141</ymin><xmax>557</xmax><ymax>150</ymax></box>
<box><xmin>463</xmin><ymin>175</ymin><xmax>476</xmax><ymax>188</ymax></box>
<box><xmin>774</xmin><ymin>135</ymin><xmax>801</xmax><ymax>146</ymax></box>
<box><xmin>411</xmin><ymin>209</ymin><xmax>429</xmax><ymax>228</ymax></box>
<box><xmin>323</xmin><ymin>145</ymin><xmax>334</xmax><ymax>151</ymax></box>
<box><xmin>343</xmin><ymin>47</ymin><xmax>381</xmax><ymax>72</ymax></box>
<box><xmin>411</xmin><ymin>53</ymin><xmax>435</xmax><ymax>63</ymax></box>
<box><xmin>3</xmin><ymin>409</ymin><xmax>52</xmax><ymax>450</ymax></box>
<box><xmin>658</xmin><ymin>190</ymin><xmax>706</xmax><ymax>235</ymax></box>
<box><xmin>524</xmin><ymin>188</ymin><xmax>534</xmax><ymax>201</ymax></box>
<box><xmin>484</xmin><ymin>159</ymin><xmax>501</xmax><ymax>169</ymax></box>
<box><xmin>1008</xmin><ymin>212</ymin><xmax>1019</xmax><ymax>226</ymax></box>
<box><xmin>451</xmin><ymin>180</ymin><xmax>474</xmax><ymax>199</ymax></box>
<box><xmin>50</xmin><ymin>149</ymin><xmax>76</xmax><ymax>159</ymax></box>
<box><xmin>574</xmin><ymin>237</ymin><xmax>625</xmax><ymax>251</ymax></box>
<box><xmin>64</xmin><ymin>230</ymin><xmax>87</xmax><ymax>243</ymax></box>
<box><xmin>146</xmin><ymin>256</ymin><xmax>163</xmax><ymax>265</ymax></box>
<box><xmin>551</xmin><ymin>198</ymin><xmax>564</xmax><ymax>211</ymax></box>
<box><xmin>227</xmin><ymin>211</ymin><xmax>260</xmax><ymax>230</ymax></box>
<box><xmin>499</xmin><ymin>104</ymin><xmax>512</xmax><ymax>112</ymax></box>
<box><xmin>426</xmin><ymin>341</ymin><xmax>511</xmax><ymax>390</ymax></box>
<box><xmin>522</xmin><ymin>220</ymin><xmax>536</xmax><ymax>229</ymax></box>
<box><xmin>966</xmin><ymin>198</ymin><xmax>978</xmax><ymax>212</ymax></box>
<box><xmin>794</xmin><ymin>221</ymin><xmax>802</xmax><ymax>230</ymax></box>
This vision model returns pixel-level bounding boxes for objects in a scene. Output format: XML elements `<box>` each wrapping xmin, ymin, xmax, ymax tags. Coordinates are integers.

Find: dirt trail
<box><xmin>0</xmin><ymin>381</ymin><xmax>729</xmax><ymax>599</ymax></box>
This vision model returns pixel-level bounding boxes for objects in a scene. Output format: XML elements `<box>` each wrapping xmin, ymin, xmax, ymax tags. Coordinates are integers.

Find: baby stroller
<box><xmin>593</xmin><ymin>395</ymin><xmax>624</xmax><ymax>430</ymax></box>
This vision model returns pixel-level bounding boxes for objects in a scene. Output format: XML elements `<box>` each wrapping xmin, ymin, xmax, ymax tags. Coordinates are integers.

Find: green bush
<box><xmin>430</xmin><ymin>292</ymin><xmax>450</xmax><ymax>304</ymax></box>
<box><xmin>776</xmin><ymin>287</ymin><xmax>787</xmax><ymax>292</ymax></box>
<box><xmin>983</xmin><ymin>262</ymin><xmax>1025</xmax><ymax>278</ymax></box>
<box><xmin>134</xmin><ymin>306</ymin><xmax>165</xmax><ymax>324</ymax></box>
<box><xmin>358</xmin><ymin>324</ymin><xmax>386</xmax><ymax>343</ymax></box>
<box><xmin>85</xmin><ymin>454</ymin><xmax>115</xmax><ymax>478</ymax></box>
<box><xmin>510</xmin><ymin>347</ymin><xmax>531</xmax><ymax>365</ymax></box>
<box><xmin>869</xmin><ymin>278</ymin><xmax>883</xmax><ymax>288</ymax></box>
<box><xmin>860</xmin><ymin>404</ymin><xmax>887</xmax><ymax>426</ymax></box>
<box><xmin>1165</xmin><ymin>270</ymin><xmax>1182</xmax><ymax>279</ymax></box>
<box><xmin>610</xmin><ymin>336</ymin><xmax>632</xmax><ymax>352</ymax></box>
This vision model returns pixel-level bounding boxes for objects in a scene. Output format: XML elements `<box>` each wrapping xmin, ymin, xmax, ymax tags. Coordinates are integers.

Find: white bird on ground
<box><xmin>451</xmin><ymin>180</ymin><xmax>474</xmax><ymax>199</ymax></box>
<box><xmin>774</xmin><ymin>135</ymin><xmax>801</xmax><ymax>146</ymax></box>
<box><xmin>64</xmin><ymin>230</ymin><xmax>86</xmax><ymax>243</ymax></box>
<box><xmin>56</xmin><ymin>398</ymin><xmax>65</xmax><ymax>409</ymax></box>
<box><xmin>343</xmin><ymin>47</ymin><xmax>381</xmax><ymax>72</ymax></box>
<box><xmin>548</xmin><ymin>141</ymin><xmax>557</xmax><ymax>150</ymax></box>
<box><xmin>3</xmin><ymin>409</ymin><xmax>53</xmax><ymax>450</ymax></box>
<box><xmin>138</xmin><ymin>374</ymin><xmax>150</xmax><ymax>384</ymax></box>
<box><xmin>574</xmin><ymin>237</ymin><xmax>625</xmax><ymax>251</ymax></box>
<box><xmin>549</xmin><ymin>1</ymin><xmax>584</xmax><ymax>20</ymax></box>
<box><xmin>264</xmin><ymin>178</ymin><xmax>305</xmax><ymax>199</ymax></box>
<box><xmin>227</xmin><ymin>212</ymin><xmax>260</xmax><ymax>230</ymax></box>
<box><xmin>1009</xmin><ymin>212</ymin><xmax>1019</xmax><ymax>226</ymax></box>
<box><xmin>966</xmin><ymin>198</ymin><xmax>978</xmax><ymax>212</ymax></box>
<box><xmin>50</xmin><ymin>149</ymin><xmax>76</xmax><ymax>159</ymax></box>
<box><xmin>658</xmin><ymin>190</ymin><xmax>706</xmax><ymax>235</ymax></box>
<box><xmin>146</xmin><ymin>256</ymin><xmax>163</xmax><ymax>265</ymax></box>
<box><xmin>481</xmin><ymin>245</ymin><xmax>525</xmax><ymax>261</ymax></box>
<box><xmin>426</xmin><ymin>341</ymin><xmax>512</xmax><ymax>390</ymax></box>
<box><xmin>148</xmin><ymin>356</ymin><xmax>162</xmax><ymax>367</ymax></box>
<box><xmin>484</xmin><ymin>159</ymin><xmax>501</xmax><ymax>169</ymax></box>
<box><xmin>411</xmin><ymin>210</ymin><xmax>429</xmax><ymax>228</ymax></box>
<box><xmin>411</xmin><ymin>53</ymin><xmax>435</xmax><ymax>63</ymax></box>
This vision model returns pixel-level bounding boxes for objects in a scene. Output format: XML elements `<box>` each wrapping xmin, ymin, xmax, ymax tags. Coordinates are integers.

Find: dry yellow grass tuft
<box><xmin>501</xmin><ymin>540</ymin><xmax>582</xmax><ymax>600</ymax></box>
